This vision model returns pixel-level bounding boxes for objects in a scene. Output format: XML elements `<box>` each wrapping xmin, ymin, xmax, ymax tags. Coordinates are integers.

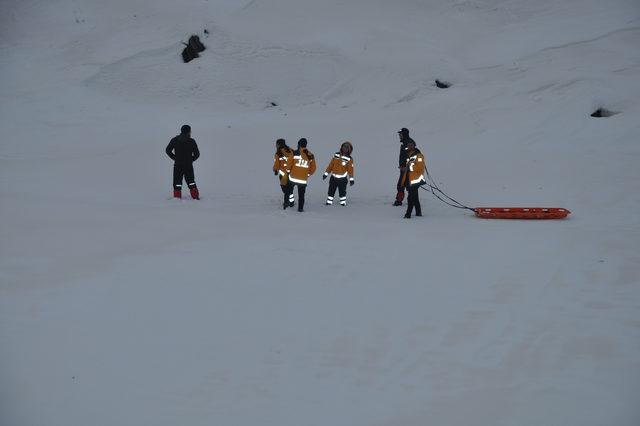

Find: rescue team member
<box><xmin>288</xmin><ymin>138</ymin><xmax>316</xmax><ymax>212</ymax></box>
<box><xmin>273</xmin><ymin>138</ymin><xmax>295</xmax><ymax>209</ymax></box>
<box><xmin>322</xmin><ymin>141</ymin><xmax>355</xmax><ymax>206</ymax></box>
<box><xmin>165</xmin><ymin>124</ymin><xmax>200</xmax><ymax>199</ymax></box>
<box><xmin>393</xmin><ymin>127</ymin><xmax>415</xmax><ymax>206</ymax></box>
<box><xmin>401</xmin><ymin>139</ymin><xmax>426</xmax><ymax>218</ymax></box>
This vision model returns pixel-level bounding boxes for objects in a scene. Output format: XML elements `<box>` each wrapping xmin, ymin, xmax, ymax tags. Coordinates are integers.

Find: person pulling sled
<box><xmin>165</xmin><ymin>125</ymin><xmax>200</xmax><ymax>199</ymax></box>
<box><xmin>322</xmin><ymin>141</ymin><xmax>355</xmax><ymax>206</ymax></box>
<box><xmin>400</xmin><ymin>139</ymin><xmax>426</xmax><ymax>218</ymax></box>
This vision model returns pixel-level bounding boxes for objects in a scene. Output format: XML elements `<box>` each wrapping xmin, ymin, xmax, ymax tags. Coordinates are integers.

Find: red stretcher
<box><xmin>474</xmin><ymin>207</ymin><xmax>571</xmax><ymax>219</ymax></box>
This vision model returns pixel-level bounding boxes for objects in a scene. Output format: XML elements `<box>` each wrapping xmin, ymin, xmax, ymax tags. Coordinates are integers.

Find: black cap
<box><xmin>276</xmin><ymin>138</ymin><xmax>286</xmax><ymax>147</ymax></box>
<box><xmin>181</xmin><ymin>125</ymin><xmax>191</xmax><ymax>134</ymax></box>
<box><xmin>398</xmin><ymin>127</ymin><xmax>409</xmax><ymax>135</ymax></box>
<box><xmin>298</xmin><ymin>138</ymin><xmax>307</xmax><ymax>148</ymax></box>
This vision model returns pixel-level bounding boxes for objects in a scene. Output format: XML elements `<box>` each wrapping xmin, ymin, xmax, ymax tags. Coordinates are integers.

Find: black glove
<box><xmin>350</xmin><ymin>180</ymin><xmax>354</xmax><ymax>186</ymax></box>
<box><xmin>322</xmin><ymin>173</ymin><xmax>328</xmax><ymax>180</ymax></box>
<box><xmin>274</xmin><ymin>170</ymin><xmax>278</xmax><ymax>176</ymax></box>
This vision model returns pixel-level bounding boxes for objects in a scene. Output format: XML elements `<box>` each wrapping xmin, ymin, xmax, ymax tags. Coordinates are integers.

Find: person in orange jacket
<box><xmin>273</xmin><ymin>138</ymin><xmax>295</xmax><ymax>209</ymax></box>
<box><xmin>401</xmin><ymin>139</ymin><xmax>426</xmax><ymax>218</ymax></box>
<box><xmin>322</xmin><ymin>141</ymin><xmax>354</xmax><ymax>206</ymax></box>
<box><xmin>288</xmin><ymin>138</ymin><xmax>316</xmax><ymax>212</ymax></box>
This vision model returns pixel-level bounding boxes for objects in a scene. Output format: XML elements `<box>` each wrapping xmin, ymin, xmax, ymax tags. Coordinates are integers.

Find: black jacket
<box><xmin>398</xmin><ymin>136</ymin><xmax>414</xmax><ymax>168</ymax></box>
<box><xmin>166</xmin><ymin>134</ymin><xmax>200</xmax><ymax>164</ymax></box>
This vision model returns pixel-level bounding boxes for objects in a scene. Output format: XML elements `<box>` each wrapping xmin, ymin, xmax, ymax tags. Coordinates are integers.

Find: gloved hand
<box><xmin>274</xmin><ymin>170</ymin><xmax>278</xmax><ymax>176</ymax></box>
<box><xmin>350</xmin><ymin>179</ymin><xmax>354</xmax><ymax>186</ymax></box>
<box><xmin>322</xmin><ymin>173</ymin><xmax>328</xmax><ymax>180</ymax></box>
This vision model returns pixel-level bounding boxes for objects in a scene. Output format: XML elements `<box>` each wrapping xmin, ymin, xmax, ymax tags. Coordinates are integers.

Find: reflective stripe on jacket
<box><xmin>324</xmin><ymin>153</ymin><xmax>354</xmax><ymax>180</ymax></box>
<box><xmin>273</xmin><ymin>147</ymin><xmax>293</xmax><ymax>185</ymax></box>
<box><xmin>289</xmin><ymin>149</ymin><xmax>316</xmax><ymax>184</ymax></box>
<box><xmin>401</xmin><ymin>149</ymin><xmax>426</xmax><ymax>187</ymax></box>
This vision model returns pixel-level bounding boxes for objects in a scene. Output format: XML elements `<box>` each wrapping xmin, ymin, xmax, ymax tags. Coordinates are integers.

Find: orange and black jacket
<box><xmin>401</xmin><ymin>148</ymin><xmax>426</xmax><ymax>187</ymax></box>
<box><xmin>323</xmin><ymin>153</ymin><xmax>354</xmax><ymax>182</ymax></box>
<box><xmin>273</xmin><ymin>146</ymin><xmax>293</xmax><ymax>185</ymax></box>
<box><xmin>289</xmin><ymin>148</ymin><xmax>316</xmax><ymax>184</ymax></box>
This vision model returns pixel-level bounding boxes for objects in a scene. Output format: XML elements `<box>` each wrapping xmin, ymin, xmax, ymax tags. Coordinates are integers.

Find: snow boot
<box><xmin>393</xmin><ymin>191</ymin><xmax>404</xmax><ymax>206</ymax></box>
<box><xmin>190</xmin><ymin>186</ymin><xmax>200</xmax><ymax>200</ymax></box>
<box><xmin>173</xmin><ymin>189</ymin><xmax>182</xmax><ymax>199</ymax></box>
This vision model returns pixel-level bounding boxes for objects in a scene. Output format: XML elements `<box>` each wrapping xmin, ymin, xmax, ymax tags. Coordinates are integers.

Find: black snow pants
<box><xmin>292</xmin><ymin>183</ymin><xmax>307</xmax><ymax>211</ymax></box>
<box><xmin>280</xmin><ymin>182</ymin><xmax>294</xmax><ymax>207</ymax></box>
<box><xmin>405</xmin><ymin>185</ymin><xmax>422</xmax><ymax>217</ymax></box>
<box><xmin>327</xmin><ymin>176</ymin><xmax>348</xmax><ymax>205</ymax></box>
<box><xmin>173</xmin><ymin>163</ymin><xmax>196</xmax><ymax>191</ymax></box>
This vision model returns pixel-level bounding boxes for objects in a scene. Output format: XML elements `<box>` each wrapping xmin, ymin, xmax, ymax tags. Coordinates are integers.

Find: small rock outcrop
<box><xmin>182</xmin><ymin>35</ymin><xmax>206</xmax><ymax>63</ymax></box>
<box><xmin>590</xmin><ymin>108</ymin><xmax>618</xmax><ymax>118</ymax></box>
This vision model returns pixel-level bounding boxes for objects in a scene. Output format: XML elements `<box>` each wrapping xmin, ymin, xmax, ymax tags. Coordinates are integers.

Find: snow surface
<box><xmin>1</xmin><ymin>0</ymin><xmax>640</xmax><ymax>425</ymax></box>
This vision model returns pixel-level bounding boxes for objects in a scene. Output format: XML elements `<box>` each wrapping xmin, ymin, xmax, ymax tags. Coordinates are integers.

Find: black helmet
<box><xmin>181</xmin><ymin>124</ymin><xmax>191</xmax><ymax>135</ymax></box>
<box><xmin>297</xmin><ymin>138</ymin><xmax>308</xmax><ymax>148</ymax></box>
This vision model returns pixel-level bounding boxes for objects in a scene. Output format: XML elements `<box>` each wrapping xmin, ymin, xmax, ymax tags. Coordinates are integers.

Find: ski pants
<box><xmin>292</xmin><ymin>183</ymin><xmax>307</xmax><ymax>210</ymax></box>
<box><xmin>405</xmin><ymin>185</ymin><xmax>421</xmax><ymax>216</ymax></box>
<box><xmin>327</xmin><ymin>176</ymin><xmax>348</xmax><ymax>205</ymax></box>
<box><xmin>395</xmin><ymin>170</ymin><xmax>405</xmax><ymax>202</ymax></box>
<box><xmin>280</xmin><ymin>181</ymin><xmax>294</xmax><ymax>206</ymax></box>
<box><xmin>173</xmin><ymin>163</ymin><xmax>196</xmax><ymax>191</ymax></box>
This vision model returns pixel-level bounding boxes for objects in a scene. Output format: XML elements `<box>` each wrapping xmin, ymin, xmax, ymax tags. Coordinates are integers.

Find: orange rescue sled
<box><xmin>474</xmin><ymin>207</ymin><xmax>571</xmax><ymax>219</ymax></box>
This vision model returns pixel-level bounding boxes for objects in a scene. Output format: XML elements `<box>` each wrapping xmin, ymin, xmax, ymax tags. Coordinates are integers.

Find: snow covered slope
<box><xmin>1</xmin><ymin>1</ymin><xmax>639</xmax><ymax>425</ymax></box>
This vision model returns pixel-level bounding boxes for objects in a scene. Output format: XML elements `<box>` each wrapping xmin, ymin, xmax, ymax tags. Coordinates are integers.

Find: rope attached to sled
<box><xmin>419</xmin><ymin>166</ymin><xmax>475</xmax><ymax>212</ymax></box>
<box><xmin>417</xmin><ymin>166</ymin><xmax>571</xmax><ymax>219</ymax></box>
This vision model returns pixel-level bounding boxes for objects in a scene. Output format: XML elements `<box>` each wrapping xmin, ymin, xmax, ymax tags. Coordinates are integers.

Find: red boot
<box><xmin>190</xmin><ymin>186</ymin><xmax>200</xmax><ymax>200</ymax></box>
<box><xmin>393</xmin><ymin>191</ymin><xmax>404</xmax><ymax>206</ymax></box>
<box><xmin>173</xmin><ymin>189</ymin><xmax>182</xmax><ymax>199</ymax></box>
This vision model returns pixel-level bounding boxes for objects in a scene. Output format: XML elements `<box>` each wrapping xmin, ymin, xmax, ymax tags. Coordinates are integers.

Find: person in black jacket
<box><xmin>166</xmin><ymin>125</ymin><xmax>200</xmax><ymax>199</ymax></box>
<box><xmin>393</xmin><ymin>128</ymin><xmax>414</xmax><ymax>206</ymax></box>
